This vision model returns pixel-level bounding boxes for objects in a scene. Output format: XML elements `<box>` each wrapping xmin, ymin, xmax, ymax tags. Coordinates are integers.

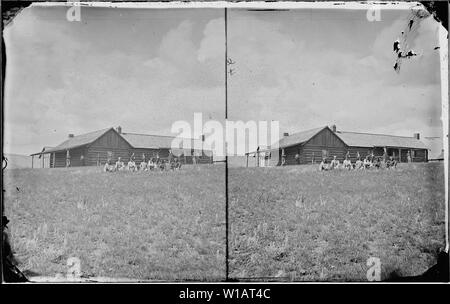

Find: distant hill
<box><xmin>3</xmin><ymin>153</ymin><xmax>32</xmax><ymax>169</ymax></box>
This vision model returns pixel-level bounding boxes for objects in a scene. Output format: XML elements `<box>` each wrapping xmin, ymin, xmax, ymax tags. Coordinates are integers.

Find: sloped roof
<box><xmin>31</xmin><ymin>127</ymin><xmax>211</xmax><ymax>156</ymax></box>
<box><xmin>120</xmin><ymin>132</ymin><xmax>205</xmax><ymax>150</ymax></box>
<box><xmin>247</xmin><ymin>126</ymin><xmax>328</xmax><ymax>154</ymax></box>
<box><xmin>34</xmin><ymin>146</ymin><xmax>54</xmax><ymax>158</ymax></box>
<box><xmin>278</xmin><ymin>126</ymin><xmax>328</xmax><ymax>149</ymax></box>
<box><xmin>250</xmin><ymin>126</ymin><xmax>429</xmax><ymax>154</ymax></box>
<box><xmin>35</xmin><ymin>128</ymin><xmax>113</xmax><ymax>155</ymax></box>
<box><xmin>336</xmin><ymin>131</ymin><xmax>428</xmax><ymax>149</ymax></box>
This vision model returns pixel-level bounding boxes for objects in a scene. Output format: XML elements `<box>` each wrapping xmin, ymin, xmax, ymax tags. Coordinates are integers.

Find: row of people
<box><xmin>103</xmin><ymin>157</ymin><xmax>182</xmax><ymax>172</ymax></box>
<box><xmin>319</xmin><ymin>156</ymin><xmax>398</xmax><ymax>171</ymax></box>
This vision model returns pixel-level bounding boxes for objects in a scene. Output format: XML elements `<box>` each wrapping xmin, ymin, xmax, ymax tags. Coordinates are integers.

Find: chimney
<box><xmin>413</xmin><ymin>133</ymin><xmax>420</xmax><ymax>140</ymax></box>
<box><xmin>283</xmin><ymin>132</ymin><xmax>289</xmax><ymax>137</ymax></box>
<box><xmin>117</xmin><ymin>126</ymin><xmax>122</xmax><ymax>134</ymax></box>
<box><xmin>332</xmin><ymin>124</ymin><xmax>337</xmax><ymax>133</ymax></box>
<box><xmin>68</xmin><ymin>134</ymin><xmax>74</xmax><ymax>138</ymax></box>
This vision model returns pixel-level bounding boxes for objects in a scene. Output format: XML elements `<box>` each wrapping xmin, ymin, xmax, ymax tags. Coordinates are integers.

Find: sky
<box><xmin>3</xmin><ymin>4</ymin><xmax>446</xmax><ymax>156</ymax></box>
<box><xmin>4</xmin><ymin>6</ymin><xmax>225</xmax><ymax>155</ymax></box>
<box><xmin>228</xmin><ymin>8</ymin><xmax>444</xmax><ymax>148</ymax></box>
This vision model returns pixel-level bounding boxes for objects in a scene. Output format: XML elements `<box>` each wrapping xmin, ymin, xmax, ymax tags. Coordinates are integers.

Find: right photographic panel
<box><xmin>227</xmin><ymin>3</ymin><xmax>447</xmax><ymax>281</ymax></box>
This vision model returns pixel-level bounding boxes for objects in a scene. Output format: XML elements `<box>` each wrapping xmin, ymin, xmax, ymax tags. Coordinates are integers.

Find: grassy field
<box><xmin>229</xmin><ymin>162</ymin><xmax>446</xmax><ymax>281</ymax></box>
<box><xmin>3</xmin><ymin>164</ymin><xmax>225</xmax><ymax>281</ymax></box>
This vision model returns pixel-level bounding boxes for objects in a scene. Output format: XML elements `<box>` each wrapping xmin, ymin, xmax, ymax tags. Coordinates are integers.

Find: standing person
<box><xmin>381</xmin><ymin>148</ymin><xmax>388</xmax><ymax>168</ymax></box>
<box><xmin>66</xmin><ymin>150</ymin><xmax>71</xmax><ymax>167</ymax></box>
<box><xmin>106</xmin><ymin>151</ymin><xmax>113</xmax><ymax>167</ymax></box>
<box><xmin>280</xmin><ymin>148</ymin><xmax>286</xmax><ymax>166</ymax></box>
<box><xmin>192</xmin><ymin>151</ymin><xmax>197</xmax><ymax>165</ymax></box>
<box><xmin>295</xmin><ymin>153</ymin><xmax>300</xmax><ymax>165</ymax></box>
<box><xmin>156</xmin><ymin>152</ymin><xmax>160</xmax><ymax>165</ymax></box>
<box><xmin>407</xmin><ymin>151</ymin><xmax>412</xmax><ymax>163</ymax></box>
<box><xmin>80</xmin><ymin>154</ymin><xmax>85</xmax><ymax>166</ymax></box>
<box><xmin>168</xmin><ymin>150</ymin><xmax>173</xmax><ymax>163</ymax></box>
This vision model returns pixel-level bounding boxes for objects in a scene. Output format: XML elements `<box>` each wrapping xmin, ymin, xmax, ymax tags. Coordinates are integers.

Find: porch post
<box><xmin>66</xmin><ymin>150</ymin><xmax>70</xmax><ymax>167</ymax></box>
<box><xmin>31</xmin><ymin>155</ymin><xmax>34</xmax><ymax>169</ymax></box>
<box><xmin>246</xmin><ymin>153</ymin><xmax>249</xmax><ymax>168</ymax></box>
<box><xmin>398</xmin><ymin>148</ymin><xmax>401</xmax><ymax>163</ymax></box>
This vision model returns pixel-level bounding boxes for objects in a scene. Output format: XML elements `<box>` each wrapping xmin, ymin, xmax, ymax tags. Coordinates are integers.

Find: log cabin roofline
<box><xmin>337</xmin><ymin>130</ymin><xmax>424</xmax><ymax>139</ymax></box>
<box><xmin>277</xmin><ymin>126</ymin><xmax>330</xmax><ymax>149</ymax></box>
<box><xmin>30</xmin><ymin>127</ymin><xmax>132</xmax><ymax>156</ymax></box>
<box><xmin>336</xmin><ymin>130</ymin><xmax>427</xmax><ymax>149</ymax></box>
<box><xmin>247</xmin><ymin>125</ymin><xmax>340</xmax><ymax>154</ymax></box>
<box><xmin>246</xmin><ymin>126</ymin><xmax>429</xmax><ymax>155</ymax></box>
<box><xmin>31</xmin><ymin>127</ymin><xmax>211</xmax><ymax>156</ymax></box>
<box><xmin>120</xmin><ymin>130</ymin><xmax>206</xmax><ymax>150</ymax></box>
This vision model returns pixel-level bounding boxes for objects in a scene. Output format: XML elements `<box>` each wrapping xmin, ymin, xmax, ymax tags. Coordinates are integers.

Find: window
<box><xmin>322</xmin><ymin>149</ymin><xmax>328</xmax><ymax>158</ymax></box>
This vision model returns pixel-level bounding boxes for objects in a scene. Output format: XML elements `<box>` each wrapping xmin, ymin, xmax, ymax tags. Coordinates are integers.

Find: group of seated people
<box><xmin>103</xmin><ymin>156</ymin><xmax>182</xmax><ymax>172</ymax></box>
<box><xmin>319</xmin><ymin>155</ymin><xmax>398</xmax><ymax>171</ymax></box>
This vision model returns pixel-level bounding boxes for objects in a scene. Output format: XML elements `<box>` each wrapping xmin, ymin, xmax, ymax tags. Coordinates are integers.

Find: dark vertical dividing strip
<box><xmin>224</xmin><ymin>7</ymin><xmax>229</xmax><ymax>281</ymax></box>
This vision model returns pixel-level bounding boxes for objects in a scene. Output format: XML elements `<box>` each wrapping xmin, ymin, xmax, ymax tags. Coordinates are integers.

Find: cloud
<box><xmin>3</xmin><ymin>7</ymin><xmax>443</xmax><ymax>155</ymax></box>
<box><xmin>4</xmin><ymin>7</ymin><xmax>225</xmax><ymax>155</ymax></box>
<box><xmin>227</xmin><ymin>10</ymin><xmax>443</xmax><ymax>141</ymax></box>
<box><xmin>198</xmin><ymin>18</ymin><xmax>224</xmax><ymax>62</ymax></box>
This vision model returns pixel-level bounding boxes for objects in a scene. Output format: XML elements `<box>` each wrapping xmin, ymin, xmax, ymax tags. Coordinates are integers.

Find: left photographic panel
<box><xmin>2</xmin><ymin>3</ymin><xmax>226</xmax><ymax>282</ymax></box>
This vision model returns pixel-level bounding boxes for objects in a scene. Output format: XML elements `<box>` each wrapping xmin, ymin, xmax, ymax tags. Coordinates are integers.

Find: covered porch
<box><xmin>30</xmin><ymin>145</ymin><xmax>88</xmax><ymax>168</ymax></box>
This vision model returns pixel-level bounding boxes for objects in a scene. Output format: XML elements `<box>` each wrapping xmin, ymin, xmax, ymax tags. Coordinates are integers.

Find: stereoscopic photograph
<box><xmin>2</xmin><ymin>3</ymin><xmax>226</xmax><ymax>281</ymax></box>
<box><xmin>1</xmin><ymin>1</ymin><xmax>448</xmax><ymax>285</ymax></box>
<box><xmin>227</xmin><ymin>4</ymin><xmax>448</xmax><ymax>281</ymax></box>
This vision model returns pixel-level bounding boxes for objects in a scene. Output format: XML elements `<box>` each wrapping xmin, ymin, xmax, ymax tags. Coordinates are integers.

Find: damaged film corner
<box><xmin>1</xmin><ymin>1</ymin><xmax>449</xmax><ymax>283</ymax></box>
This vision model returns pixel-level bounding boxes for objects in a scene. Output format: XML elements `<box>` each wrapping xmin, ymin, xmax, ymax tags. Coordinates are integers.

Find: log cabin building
<box><xmin>30</xmin><ymin>126</ymin><xmax>213</xmax><ymax>168</ymax></box>
<box><xmin>246</xmin><ymin>125</ymin><xmax>429</xmax><ymax>167</ymax></box>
